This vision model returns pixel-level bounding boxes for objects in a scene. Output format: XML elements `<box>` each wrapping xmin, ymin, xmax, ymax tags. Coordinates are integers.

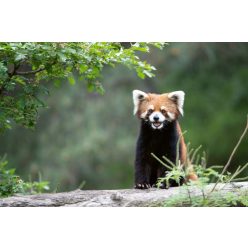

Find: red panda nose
<box><xmin>153</xmin><ymin>115</ymin><xmax>159</xmax><ymax>122</ymax></box>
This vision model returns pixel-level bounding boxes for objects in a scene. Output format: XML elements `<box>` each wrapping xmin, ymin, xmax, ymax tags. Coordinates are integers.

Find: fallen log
<box><xmin>0</xmin><ymin>182</ymin><xmax>248</xmax><ymax>207</ymax></box>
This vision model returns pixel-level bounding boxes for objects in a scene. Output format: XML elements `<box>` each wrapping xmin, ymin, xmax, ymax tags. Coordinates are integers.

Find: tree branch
<box><xmin>15</xmin><ymin>67</ymin><xmax>46</xmax><ymax>75</ymax></box>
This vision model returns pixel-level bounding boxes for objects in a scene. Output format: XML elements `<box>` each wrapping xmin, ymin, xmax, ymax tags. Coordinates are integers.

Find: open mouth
<box><xmin>151</xmin><ymin>122</ymin><xmax>163</xmax><ymax>129</ymax></box>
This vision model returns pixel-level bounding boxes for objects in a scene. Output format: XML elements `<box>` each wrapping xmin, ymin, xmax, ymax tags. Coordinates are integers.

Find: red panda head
<box><xmin>132</xmin><ymin>90</ymin><xmax>185</xmax><ymax>130</ymax></box>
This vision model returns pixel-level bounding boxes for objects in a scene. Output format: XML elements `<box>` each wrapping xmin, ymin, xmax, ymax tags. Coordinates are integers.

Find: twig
<box><xmin>210</xmin><ymin>115</ymin><xmax>248</xmax><ymax>193</ymax></box>
<box><xmin>186</xmin><ymin>186</ymin><xmax>193</xmax><ymax>205</ymax></box>
<box><xmin>221</xmin><ymin>162</ymin><xmax>248</xmax><ymax>190</ymax></box>
<box><xmin>190</xmin><ymin>145</ymin><xmax>202</xmax><ymax>164</ymax></box>
<box><xmin>202</xmin><ymin>151</ymin><xmax>207</xmax><ymax>169</ymax></box>
<box><xmin>231</xmin><ymin>175</ymin><xmax>248</xmax><ymax>182</ymax></box>
<box><xmin>151</xmin><ymin>153</ymin><xmax>173</xmax><ymax>170</ymax></box>
<box><xmin>15</xmin><ymin>67</ymin><xmax>45</xmax><ymax>75</ymax></box>
<box><xmin>162</xmin><ymin>155</ymin><xmax>175</xmax><ymax>168</ymax></box>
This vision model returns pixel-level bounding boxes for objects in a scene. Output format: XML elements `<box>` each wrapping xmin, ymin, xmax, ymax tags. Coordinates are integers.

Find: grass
<box><xmin>151</xmin><ymin>115</ymin><xmax>248</xmax><ymax>207</ymax></box>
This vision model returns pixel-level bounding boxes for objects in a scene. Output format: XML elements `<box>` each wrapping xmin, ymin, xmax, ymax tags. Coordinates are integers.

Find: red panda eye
<box><xmin>161</xmin><ymin>109</ymin><xmax>166</xmax><ymax>114</ymax></box>
<box><xmin>147</xmin><ymin>109</ymin><xmax>153</xmax><ymax>114</ymax></box>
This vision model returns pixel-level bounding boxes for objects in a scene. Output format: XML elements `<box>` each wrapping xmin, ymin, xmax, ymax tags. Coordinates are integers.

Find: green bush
<box><xmin>0</xmin><ymin>155</ymin><xmax>23</xmax><ymax>197</ymax></box>
<box><xmin>0</xmin><ymin>155</ymin><xmax>50</xmax><ymax>197</ymax></box>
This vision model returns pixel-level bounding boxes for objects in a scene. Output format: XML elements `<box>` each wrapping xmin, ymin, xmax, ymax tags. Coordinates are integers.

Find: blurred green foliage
<box><xmin>0</xmin><ymin>43</ymin><xmax>247</xmax><ymax>192</ymax></box>
<box><xmin>0</xmin><ymin>155</ymin><xmax>23</xmax><ymax>196</ymax></box>
<box><xmin>0</xmin><ymin>155</ymin><xmax>49</xmax><ymax>197</ymax></box>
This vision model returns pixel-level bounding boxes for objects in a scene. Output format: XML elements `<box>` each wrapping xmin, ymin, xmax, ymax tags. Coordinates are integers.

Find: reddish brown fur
<box><xmin>136</xmin><ymin>92</ymin><xmax>198</xmax><ymax>182</ymax></box>
<box><xmin>176</xmin><ymin>118</ymin><xmax>198</xmax><ymax>181</ymax></box>
<box><xmin>176</xmin><ymin>121</ymin><xmax>187</xmax><ymax>164</ymax></box>
<box><xmin>137</xmin><ymin>93</ymin><xmax>180</xmax><ymax>118</ymax></box>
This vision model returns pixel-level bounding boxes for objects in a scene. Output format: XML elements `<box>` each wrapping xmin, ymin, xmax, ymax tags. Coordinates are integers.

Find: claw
<box><xmin>135</xmin><ymin>183</ymin><xmax>151</xmax><ymax>189</ymax></box>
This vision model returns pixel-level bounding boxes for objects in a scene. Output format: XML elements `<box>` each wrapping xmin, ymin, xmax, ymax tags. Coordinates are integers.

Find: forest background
<box><xmin>1</xmin><ymin>42</ymin><xmax>247</xmax><ymax>192</ymax></box>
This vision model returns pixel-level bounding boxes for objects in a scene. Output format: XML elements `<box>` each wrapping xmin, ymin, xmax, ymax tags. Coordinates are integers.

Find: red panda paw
<box><xmin>134</xmin><ymin>183</ymin><xmax>151</xmax><ymax>189</ymax></box>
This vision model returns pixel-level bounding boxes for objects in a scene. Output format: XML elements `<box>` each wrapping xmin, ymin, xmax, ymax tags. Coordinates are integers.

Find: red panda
<box><xmin>133</xmin><ymin>89</ymin><xmax>197</xmax><ymax>189</ymax></box>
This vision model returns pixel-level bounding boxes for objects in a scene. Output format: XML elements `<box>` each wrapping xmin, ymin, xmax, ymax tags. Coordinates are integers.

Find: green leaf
<box><xmin>68</xmin><ymin>75</ymin><xmax>75</xmax><ymax>85</ymax></box>
<box><xmin>57</xmin><ymin>52</ymin><xmax>67</xmax><ymax>62</ymax></box>
<box><xmin>79</xmin><ymin>64</ymin><xmax>88</xmax><ymax>74</ymax></box>
<box><xmin>137</xmin><ymin>69</ymin><xmax>145</xmax><ymax>79</ymax></box>
<box><xmin>87</xmin><ymin>82</ymin><xmax>94</xmax><ymax>92</ymax></box>
<box><xmin>95</xmin><ymin>82</ymin><xmax>105</xmax><ymax>95</ymax></box>
<box><xmin>54</xmin><ymin>79</ymin><xmax>61</xmax><ymax>88</ymax></box>
<box><xmin>13</xmin><ymin>77</ymin><xmax>26</xmax><ymax>85</ymax></box>
<box><xmin>143</xmin><ymin>70</ymin><xmax>154</xmax><ymax>78</ymax></box>
<box><xmin>15</xmin><ymin>53</ymin><xmax>26</xmax><ymax>61</ymax></box>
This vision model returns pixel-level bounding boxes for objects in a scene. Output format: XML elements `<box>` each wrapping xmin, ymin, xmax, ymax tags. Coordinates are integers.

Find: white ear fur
<box><xmin>168</xmin><ymin>91</ymin><xmax>185</xmax><ymax>116</ymax></box>
<box><xmin>132</xmin><ymin>90</ymin><xmax>148</xmax><ymax>115</ymax></box>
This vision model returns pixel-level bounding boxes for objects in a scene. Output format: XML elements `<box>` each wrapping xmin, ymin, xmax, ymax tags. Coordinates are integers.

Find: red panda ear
<box><xmin>132</xmin><ymin>90</ymin><xmax>148</xmax><ymax>115</ymax></box>
<box><xmin>168</xmin><ymin>91</ymin><xmax>185</xmax><ymax>116</ymax></box>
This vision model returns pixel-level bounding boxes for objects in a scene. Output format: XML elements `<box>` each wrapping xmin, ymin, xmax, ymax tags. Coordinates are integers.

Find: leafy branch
<box><xmin>0</xmin><ymin>42</ymin><xmax>165</xmax><ymax>132</ymax></box>
<box><xmin>15</xmin><ymin>67</ymin><xmax>46</xmax><ymax>75</ymax></box>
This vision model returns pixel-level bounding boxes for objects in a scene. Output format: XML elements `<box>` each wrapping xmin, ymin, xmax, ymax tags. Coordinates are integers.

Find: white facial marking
<box><xmin>167</xmin><ymin>112</ymin><xmax>175</xmax><ymax>120</ymax></box>
<box><xmin>151</xmin><ymin>123</ymin><xmax>164</xmax><ymax>129</ymax></box>
<box><xmin>168</xmin><ymin>91</ymin><xmax>185</xmax><ymax>116</ymax></box>
<box><xmin>149</xmin><ymin>111</ymin><xmax>166</xmax><ymax>129</ymax></box>
<box><xmin>140</xmin><ymin>111</ymin><xmax>147</xmax><ymax>119</ymax></box>
<box><xmin>140</xmin><ymin>105</ymin><xmax>154</xmax><ymax>119</ymax></box>
<box><xmin>160</xmin><ymin>106</ymin><xmax>175</xmax><ymax>122</ymax></box>
<box><xmin>132</xmin><ymin>90</ymin><xmax>148</xmax><ymax>115</ymax></box>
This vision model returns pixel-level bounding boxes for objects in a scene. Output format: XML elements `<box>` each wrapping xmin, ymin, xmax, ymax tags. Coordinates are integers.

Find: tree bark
<box><xmin>0</xmin><ymin>182</ymin><xmax>247</xmax><ymax>207</ymax></box>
